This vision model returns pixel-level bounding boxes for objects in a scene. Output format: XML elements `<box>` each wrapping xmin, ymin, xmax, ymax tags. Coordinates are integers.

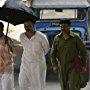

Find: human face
<box><xmin>60</xmin><ymin>23</ymin><xmax>70</xmax><ymax>35</ymax></box>
<box><xmin>61</xmin><ymin>23</ymin><xmax>70</xmax><ymax>31</ymax></box>
<box><xmin>24</xmin><ymin>21</ymin><xmax>34</xmax><ymax>32</ymax></box>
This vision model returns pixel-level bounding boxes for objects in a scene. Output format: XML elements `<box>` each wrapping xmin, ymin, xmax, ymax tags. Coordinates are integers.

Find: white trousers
<box><xmin>0</xmin><ymin>73</ymin><xmax>15</xmax><ymax>90</ymax></box>
<box><xmin>0</xmin><ymin>79</ymin><xmax>2</xmax><ymax>90</ymax></box>
<box><xmin>19</xmin><ymin>62</ymin><xmax>46</xmax><ymax>90</ymax></box>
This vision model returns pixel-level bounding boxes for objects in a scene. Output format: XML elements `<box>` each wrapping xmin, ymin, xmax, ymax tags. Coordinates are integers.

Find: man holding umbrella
<box><xmin>0</xmin><ymin>22</ymin><xmax>16</xmax><ymax>90</ymax></box>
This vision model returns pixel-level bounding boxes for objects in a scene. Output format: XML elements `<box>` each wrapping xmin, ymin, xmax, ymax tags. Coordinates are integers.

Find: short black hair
<box><xmin>0</xmin><ymin>22</ymin><xmax>4</xmax><ymax>29</ymax></box>
<box><xmin>24</xmin><ymin>19</ymin><xmax>36</xmax><ymax>24</ymax></box>
<box><xmin>60</xmin><ymin>19</ymin><xmax>71</xmax><ymax>25</ymax></box>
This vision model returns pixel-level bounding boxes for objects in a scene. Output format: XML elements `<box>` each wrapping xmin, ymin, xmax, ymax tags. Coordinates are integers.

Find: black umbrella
<box><xmin>0</xmin><ymin>0</ymin><xmax>39</xmax><ymax>25</ymax></box>
<box><xmin>0</xmin><ymin>0</ymin><xmax>39</xmax><ymax>43</ymax></box>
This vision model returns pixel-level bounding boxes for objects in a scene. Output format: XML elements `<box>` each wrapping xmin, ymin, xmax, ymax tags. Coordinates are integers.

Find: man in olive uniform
<box><xmin>51</xmin><ymin>20</ymin><xmax>88</xmax><ymax>90</ymax></box>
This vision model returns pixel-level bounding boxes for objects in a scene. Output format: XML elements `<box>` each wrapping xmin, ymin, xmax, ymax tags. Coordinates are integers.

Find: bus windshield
<box><xmin>40</xmin><ymin>9</ymin><xmax>87</xmax><ymax>20</ymax></box>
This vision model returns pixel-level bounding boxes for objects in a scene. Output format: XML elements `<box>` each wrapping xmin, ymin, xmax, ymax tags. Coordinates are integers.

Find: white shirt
<box><xmin>20</xmin><ymin>31</ymin><xmax>49</xmax><ymax>68</ymax></box>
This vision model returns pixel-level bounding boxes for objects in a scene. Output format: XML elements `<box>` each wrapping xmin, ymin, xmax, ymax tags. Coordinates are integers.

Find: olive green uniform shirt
<box><xmin>51</xmin><ymin>31</ymin><xmax>88</xmax><ymax>90</ymax></box>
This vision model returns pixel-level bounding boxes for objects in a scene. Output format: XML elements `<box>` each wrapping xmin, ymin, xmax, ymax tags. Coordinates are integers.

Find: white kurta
<box><xmin>19</xmin><ymin>31</ymin><xmax>49</xmax><ymax>90</ymax></box>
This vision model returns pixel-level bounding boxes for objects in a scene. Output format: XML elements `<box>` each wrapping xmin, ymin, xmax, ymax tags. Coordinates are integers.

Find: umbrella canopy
<box><xmin>0</xmin><ymin>0</ymin><xmax>39</xmax><ymax>25</ymax></box>
<box><xmin>0</xmin><ymin>0</ymin><xmax>39</xmax><ymax>43</ymax></box>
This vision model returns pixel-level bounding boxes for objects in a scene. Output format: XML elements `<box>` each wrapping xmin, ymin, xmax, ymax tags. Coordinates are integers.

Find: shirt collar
<box><xmin>58</xmin><ymin>31</ymin><xmax>75</xmax><ymax>37</ymax></box>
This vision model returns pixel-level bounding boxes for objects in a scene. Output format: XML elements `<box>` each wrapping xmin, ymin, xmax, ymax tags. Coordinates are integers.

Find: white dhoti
<box><xmin>0</xmin><ymin>79</ymin><xmax>2</xmax><ymax>90</ymax></box>
<box><xmin>19</xmin><ymin>61</ymin><xmax>46</xmax><ymax>90</ymax></box>
<box><xmin>1</xmin><ymin>73</ymin><xmax>15</xmax><ymax>90</ymax></box>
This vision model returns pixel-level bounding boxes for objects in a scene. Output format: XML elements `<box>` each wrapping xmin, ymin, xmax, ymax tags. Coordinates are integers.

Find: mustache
<box><xmin>26</xmin><ymin>29</ymin><xmax>33</xmax><ymax>32</ymax></box>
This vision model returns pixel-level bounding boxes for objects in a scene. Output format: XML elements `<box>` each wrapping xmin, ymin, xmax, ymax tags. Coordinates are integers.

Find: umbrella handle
<box><xmin>5</xmin><ymin>22</ymin><xmax>9</xmax><ymax>44</ymax></box>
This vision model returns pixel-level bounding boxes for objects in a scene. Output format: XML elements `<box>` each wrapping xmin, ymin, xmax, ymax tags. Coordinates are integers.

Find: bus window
<box><xmin>40</xmin><ymin>9</ymin><xmax>76</xmax><ymax>19</ymax></box>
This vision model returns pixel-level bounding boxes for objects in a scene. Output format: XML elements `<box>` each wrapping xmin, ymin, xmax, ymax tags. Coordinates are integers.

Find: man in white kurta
<box><xmin>19</xmin><ymin>20</ymin><xmax>49</xmax><ymax>90</ymax></box>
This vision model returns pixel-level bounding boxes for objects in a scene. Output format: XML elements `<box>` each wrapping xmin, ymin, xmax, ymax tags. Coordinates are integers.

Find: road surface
<box><xmin>14</xmin><ymin>73</ymin><xmax>90</xmax><ymax>90</ymax></box>
<box><xmin>14</xmin><ymin>73</ymin><xmax>61</xmax><ymax>90</ymax></box>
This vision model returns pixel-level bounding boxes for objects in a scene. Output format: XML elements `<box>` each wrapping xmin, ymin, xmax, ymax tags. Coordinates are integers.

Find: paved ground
<box><xmin>15</xmin><ymin>82</ymin><xmax>61</xmax><ymax>90</ymax></box>
<box><xmin>14</xmin><ymin>73</ymin><xmax>90</xmax><ymax>90</ymax></box>
<box><xmin>14</xmin><ymin>73</ymin><xmax>61</xmax><ymax>90</ymax></box>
